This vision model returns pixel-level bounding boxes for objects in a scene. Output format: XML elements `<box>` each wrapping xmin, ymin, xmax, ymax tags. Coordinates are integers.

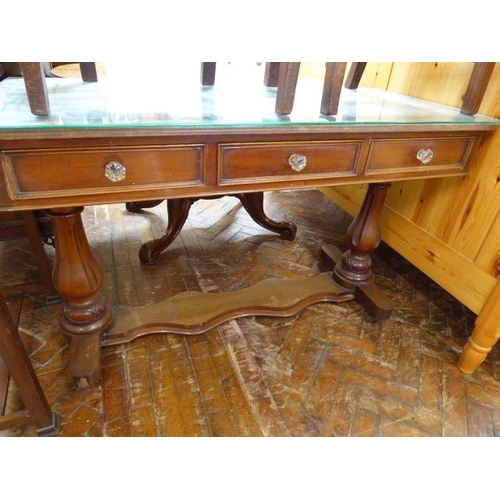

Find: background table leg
<box><xmin>236</xmin><ymin>192</ymin><xmax>297</xmax><ymax>241</ymax></box>
<box><xmin>139</xmin><ymin>198</ymin><xmax>194</xmax><ymax>263</ymax></box>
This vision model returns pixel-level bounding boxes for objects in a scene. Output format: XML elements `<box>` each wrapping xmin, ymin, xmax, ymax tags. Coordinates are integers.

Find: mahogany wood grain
<box><xmin>365</xmin><ymin>137</ymin><xmax>474</xmax><ymax>175</ymax></box>
<box><xmin>4</xmin><ymin>145</ymin><xmax>205</xmax><ymax>199</ymax></box>
<box><xmin>219</xmin><ymin>140</ymin><xmax>361</xmax><ymax>184</ymax></box>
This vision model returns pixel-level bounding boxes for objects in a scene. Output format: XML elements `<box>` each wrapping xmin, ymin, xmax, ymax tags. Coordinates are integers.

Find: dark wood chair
<box><xmin>272</xmin><ymin>62</ymin><xmax>365</xmax><ymax>115</ymax></box>
<box><xmin>201</xmin><ymin>62</ymin><xmax>367</xmax><ymax>116</ymax></box>
<box><xmin>0</xmin><ymin>290</ymin><xmax>60</xmax><ymax>435</ymax></box>
<box><xmin>7</xmin><ymin>62</ymin><xmax>98</xmax><ymax>116</ymax></box>
<box><xmin>460</xmin><ymin>62</ymin><xmax>496</xmax><ymax>115</ymax></box>
<box><xmin>270</xmin><ymin>62</ymin><xmax>495</xmax><ymax>116</ymax></box>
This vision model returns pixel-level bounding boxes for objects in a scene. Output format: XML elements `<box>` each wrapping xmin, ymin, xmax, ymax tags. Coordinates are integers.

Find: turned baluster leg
<box><xmin>139</xmin><ymin>198</ymin><xmax>194</xmax><ymax>264</ymax></box>
<box><xmin>327</xmin><ymin>183</ymin><xmax>395</xmax><ymax>320</ymax></box>
<box><xmin>46</xmin><ymin>207</ymin><xmax>113</xmax><ymax>389</ymax></box>
<box><xmin>334</xmin><ymin>183</ymin><xmax>391</xmax><ymax>289</ymax></box>
<box><xmin>458</xmin><ymin>278</ymin><xmax>500</xmax><ymax>373</ymax></box>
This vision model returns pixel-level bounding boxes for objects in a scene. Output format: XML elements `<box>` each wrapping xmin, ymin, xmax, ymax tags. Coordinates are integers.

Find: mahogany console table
<box><xmin>0</xmin><ymin>67</ymin><xmax>498</xmax><ymax>388</ymax></box>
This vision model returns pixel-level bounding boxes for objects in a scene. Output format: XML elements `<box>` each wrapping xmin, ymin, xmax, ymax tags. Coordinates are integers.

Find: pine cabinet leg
<box><xmin>458</xmin><ymin>278</ymin><xmax>500</xmax><ymax>373</ymax></box>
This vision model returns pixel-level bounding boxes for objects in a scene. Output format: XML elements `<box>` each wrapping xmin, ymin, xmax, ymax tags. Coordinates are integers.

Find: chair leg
<box><xmin>275</xmin><ymin>62</ymin><xmax>301</xmax><ymax>115</ymax></box>
<box><xmin>201</xmin><ymin>62</ymin><xmax>216</xmax><ymax>85</ymax></box>
<box><xmin>79</xmin><ymin>62</ymin><xmax>98</xmax><ymax>82</ymax></box>
<box><xmin>321</xmin><ymin>62</ymin><xmax>348</xmax><ymax>115</ymax></box>
<box><xmin>461</xmin><ymin>62</ymin><xmax>495</xmax><ymax>115</ymax></box>
<box><xmin>20</xmin><ymin>212</ymin><xmax>60</xmax><ymax>305</ymax></box>
<box><xmin>344</xmin><ymin>62</ymin><xmax>367</xmax><ymax>89</ymax></box>
<box><xmin>20</xmin><ymin>62</ymin><xmax>50</xmax><ymax>116</ymax></box>
<box><xmin>264</xmin><ymin>62</ymin><xmax>280</xmax><ymax>87</ymax></box>
<box><xmin>0</xmin><ymin>292</ymin><xmax>60</xmax><ymax>435</ymax></box>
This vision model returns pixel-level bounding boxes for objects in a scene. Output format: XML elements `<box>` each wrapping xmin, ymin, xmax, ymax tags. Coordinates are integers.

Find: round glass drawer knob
<box><xmin>288</xmin><ymin>153</ymin><xmax>307</xmax><ymax>172</ymax></box>
<box><xmin>416</xmin><ymin>148</ymin><xmax>434</xmax><ymax>165</ymax></box>
<box><xmin>105</xmin><ymin>161</ymin><xmax>127</xmax><ymax>182</ymax></box>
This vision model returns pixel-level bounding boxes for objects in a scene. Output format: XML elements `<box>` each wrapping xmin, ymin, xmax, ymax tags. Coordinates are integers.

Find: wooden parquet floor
<box><xmin>2</xmin><ymin>189</ymin><xmax>500</xmax><ymax>437</ymax></box>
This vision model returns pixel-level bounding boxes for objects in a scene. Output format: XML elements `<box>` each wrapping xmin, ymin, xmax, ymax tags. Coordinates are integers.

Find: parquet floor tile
<box><xmin>1</xmin><ymin>189</ymin><xmax>498</xmax><ymax>437</ymax></box>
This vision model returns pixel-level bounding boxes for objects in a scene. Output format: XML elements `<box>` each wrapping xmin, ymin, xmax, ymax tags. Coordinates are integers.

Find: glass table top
<box><xmin>0</xmin><ymin>63</ymin><xmax>498</xmax><ymax>131</ymax></box>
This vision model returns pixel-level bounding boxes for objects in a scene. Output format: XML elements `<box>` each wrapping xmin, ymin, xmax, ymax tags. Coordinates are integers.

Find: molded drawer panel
<box><xmin>2</xmin><ymin>145</ymin><xmax>205</xmax><ymax>200</ymax></box>
<box><xmin>219</xmin><ymin>141</ymin><xmax>362</xmax><ymax>185</ymax></box>
<box><xmin>365</xmin><ymin>137</ymin><xmax>474</xmax><ymax>174</ymax></box>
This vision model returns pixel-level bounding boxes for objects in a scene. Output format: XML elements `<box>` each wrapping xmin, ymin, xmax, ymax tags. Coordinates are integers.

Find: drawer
<box><xmin>219</xmin><ymin>141</ymin><xmax>362</xmax><ymax>185</ymax></box>
<box><xmin>365</xmin><ymin>137</ymin><xmax>474</xmax><ymax>175</ymax></box>
<box><xmin>2</xmin><ymin>145</ymin><xmax>205</xmax><ymax>200</ymax></box>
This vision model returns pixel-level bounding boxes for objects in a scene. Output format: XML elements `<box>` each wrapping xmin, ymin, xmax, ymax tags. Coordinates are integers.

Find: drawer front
<box><xmin>2</xmin><ymin>145</ymin><xmax>205</xmax><ymax>200</ymax></box>
<box><xmin>219</xmin><ymin>141</ymin><xmax>362</xmax><ymax>185</ymax></box>
<box><xmin>365</xmin><ymin>137</ymin><xmax>474</xmax><ymax>175</ymax></box>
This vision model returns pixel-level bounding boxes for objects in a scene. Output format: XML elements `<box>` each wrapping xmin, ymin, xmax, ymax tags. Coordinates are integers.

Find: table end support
<box><xmin>321</xmin><ymin>182</ymin><xmax>396</xmax><ymax>320</ymax></box>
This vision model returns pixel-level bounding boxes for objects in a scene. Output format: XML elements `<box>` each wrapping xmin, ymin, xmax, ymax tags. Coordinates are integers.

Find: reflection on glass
<box><xmin>0</xmin><ymin>64</ymin><xmax>498</xmax><ymax>130</ymax></box>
